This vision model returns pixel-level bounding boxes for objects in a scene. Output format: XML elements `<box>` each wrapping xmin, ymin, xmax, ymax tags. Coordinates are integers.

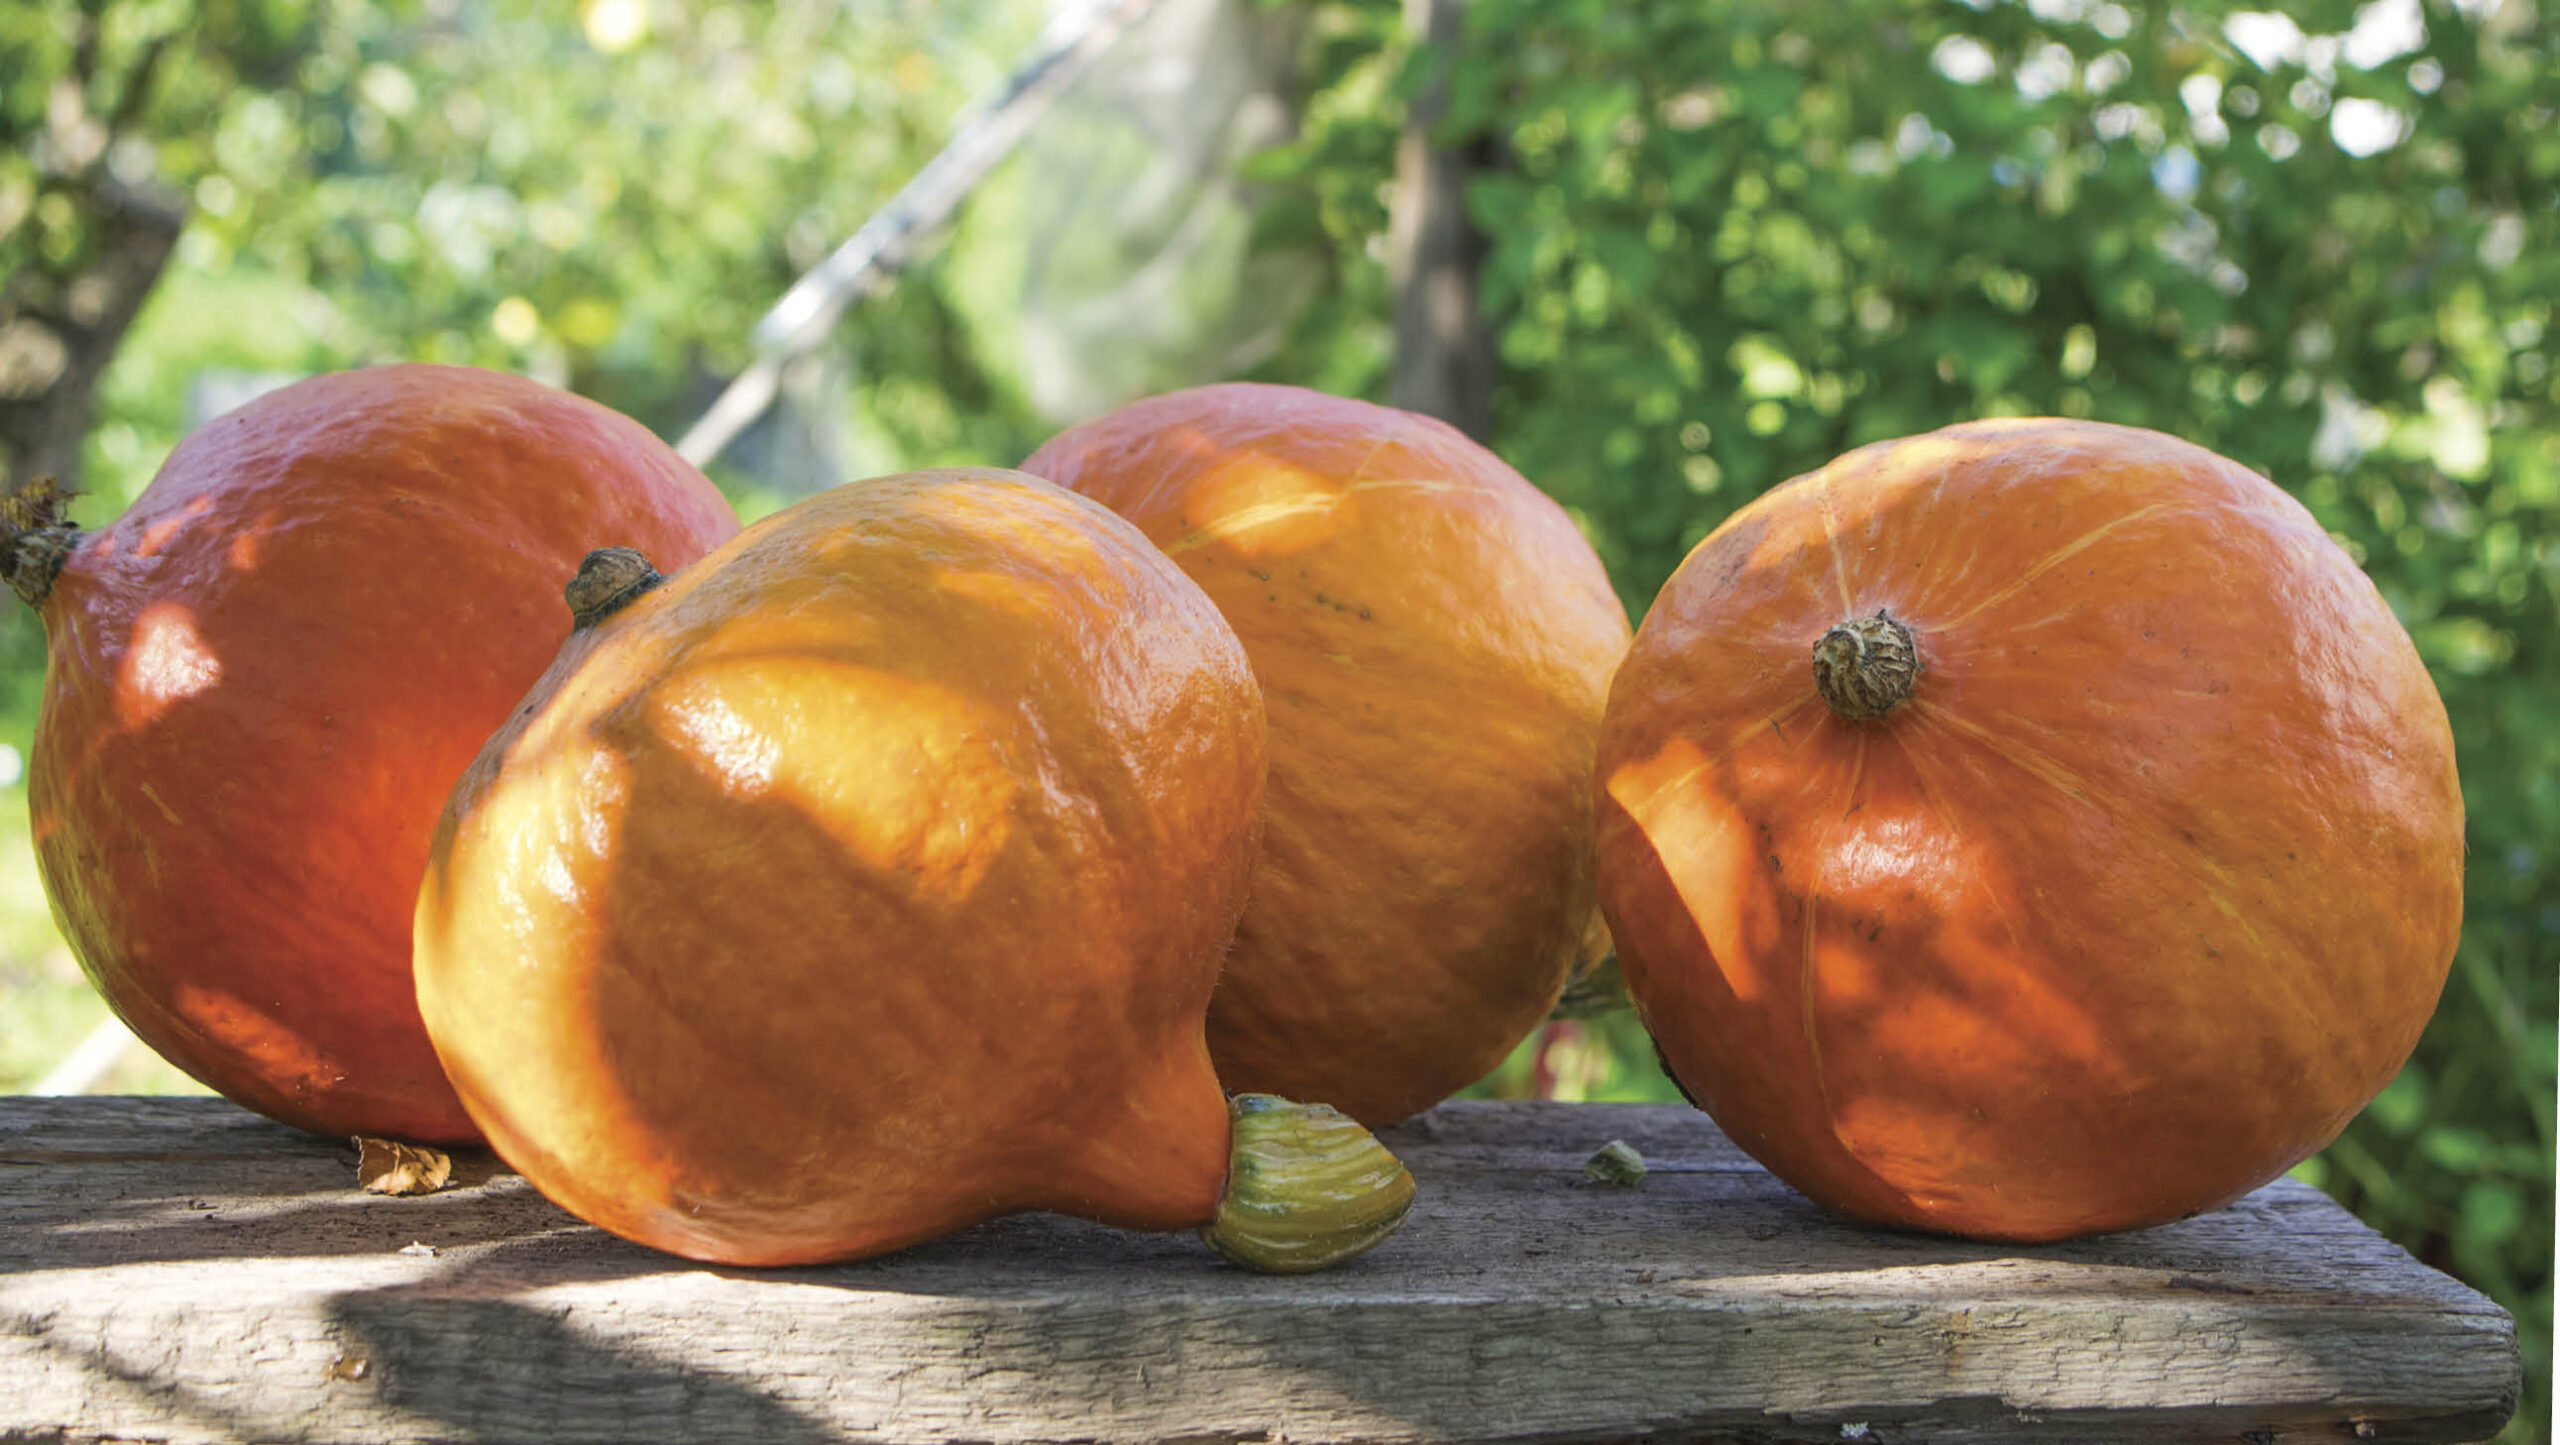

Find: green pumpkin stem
<box><xmin>1200</xmin><ymin>1093</ymin><xmax>1415</xmax><ymax>1273</ymax></box>
<box><xmin>0</xmin><ymin>477</ymin><xmax>81</xmax><ymax>609</ymax></box>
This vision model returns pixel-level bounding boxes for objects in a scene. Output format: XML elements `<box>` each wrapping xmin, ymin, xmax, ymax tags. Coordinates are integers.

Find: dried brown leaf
<box><xmin>355</xmin><ymin>1136</ymin><xmax>452</xmax><ymax>1196</ymax></box>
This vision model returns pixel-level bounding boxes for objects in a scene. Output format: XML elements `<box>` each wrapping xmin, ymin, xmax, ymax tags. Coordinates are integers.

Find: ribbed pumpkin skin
<box><xmin>1024</xmin><ymin>384</ymin><xmax>1632</xmax><ymax>1126</ymax></box>
<box><xmin>414</xmin><ymin>470</ymin><xmax>1266</xmax><ymax>1267</ymax></box>
<box><xmin>30</xmin><ymin>365</ymin><xmax>738</xmax><ymax>1143</ymax></box>
<box><xmin>1597</xmin><ymin>418</ymin><xmax>2464</xmax><ymax>1241</ymax></box>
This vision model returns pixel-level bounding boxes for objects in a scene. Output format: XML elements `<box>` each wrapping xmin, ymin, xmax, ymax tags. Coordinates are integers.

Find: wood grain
<box><xmin>0</xmin><ymin>1097</ymin><xmax>2519</xmax><ymax>1444</ymax></box>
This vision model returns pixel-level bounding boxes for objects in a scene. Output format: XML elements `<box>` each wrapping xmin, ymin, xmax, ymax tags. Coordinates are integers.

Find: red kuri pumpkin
<box><xmin>413</xmin><ymin>470</ymin><xmax>1413</xmax><ymax>1269</ymax></box>
<box><xmin>10</xmin><ymin>365</ymin><xmax>738</xmax><ymax>1142</ymax></box>
<box><xmin>1024</xmin><ymin>384</ymin><xmax>1633</xmax><ymax>1126</ymax></box>
<box><xmin>1596</xmin><ymin>418</ymin><xmax>2463</xmax><ymax>1240</ymax></box>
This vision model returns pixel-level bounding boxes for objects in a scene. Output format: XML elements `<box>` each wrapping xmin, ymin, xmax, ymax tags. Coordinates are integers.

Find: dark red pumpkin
<box><xmin>1597</xmin><ymin>418</ymin><xmax>2464</xmax><ymax>1240</ymax></box>
<box><xmin>11</xmin><ymin>365</ymin><xmax>738</xmax><ymax>1141</ymax></box>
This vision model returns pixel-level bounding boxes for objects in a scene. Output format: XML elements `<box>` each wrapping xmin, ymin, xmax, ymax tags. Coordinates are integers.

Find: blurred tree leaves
<box><xmin>4</xmin><ymin>0</ymin><xmax>1058</xmax><ymax>527</ymax></box>
<box><xmin>0</xmin><ymin>0</ymin><xmax>1062</xmax><ymax>730</ymax></box>
<box><xmin>177</xmin><ymin>0</ymin><xmax>1049</xmax><ymax>468</ymax></box>
<box><xmin>1261</xmin><ymin>0</ymin><xmax>2554</xmax><ymax>1437</ymax></box>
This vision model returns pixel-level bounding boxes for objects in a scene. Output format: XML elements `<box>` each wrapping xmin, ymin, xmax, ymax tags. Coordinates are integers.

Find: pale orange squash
<box><xmin>1025</xmin><ymin>385</ymin><xmax>1633</xmax><ymax>1126</ymax></box>
<box><xmin>415</xmin><ymin>470</ymin><xmax>1412</xmax><ymax>1269</ymax></box>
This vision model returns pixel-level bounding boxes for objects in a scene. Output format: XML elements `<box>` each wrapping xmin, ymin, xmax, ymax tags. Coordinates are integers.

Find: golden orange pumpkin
<box><xmin>414</xmin><ymin>469</ymin><xmax>1411</xmax><ymax>1268</ymax></box>
<box><xmin>1596</xmin><ymin>418</ymin><xmax>2464</xmax><ymax>1240</ymax></box>
<box><xmin>11</xmin><ymin>365</ymin><xmax>737</xmax><ymax>1141</ymax></box>
<box><xmin>1024</xmin><ymin>384</ymin><xmax>1633</xmax><ymax>1125</ymax></box>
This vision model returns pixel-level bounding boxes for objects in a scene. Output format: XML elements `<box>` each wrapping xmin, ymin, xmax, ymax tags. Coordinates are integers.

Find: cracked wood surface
<box><xmin>0</xmin><ymin>1096</ymin><xmax>2519</xmax><ymax>1444</ymax></box>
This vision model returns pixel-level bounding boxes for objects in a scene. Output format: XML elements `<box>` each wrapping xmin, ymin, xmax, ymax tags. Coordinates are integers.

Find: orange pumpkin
<box><xmin>11</xmin><ymin>365</ymin><xmax>738</xmax><ymax>1142</ymax></box>
<box><xmin>414</xmin><ymin>470</ymin><xmax>1411</xmax><ymax>1269</ymax></box>
<box><xmin>1023</xmin><ymin>384</ymin><xmax>1633</xmax><ymax>1126</ymax></box>
<box><xmin>1597</xmin><ymin>418</ymin><xmax>2464</xmax><ymax>1240</ymax></box>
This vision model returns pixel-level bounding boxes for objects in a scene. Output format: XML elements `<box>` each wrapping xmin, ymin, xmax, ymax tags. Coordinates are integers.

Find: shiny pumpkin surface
<box><xmin>31</xmin><ymin>365</ymin><xmax>737</xmax><ymax>1142</ymax></box>
<box><xmin>1024</xmin><ymin>384</ymin><xmax>1633</xmax><ymax>1126</ymax></box>
<box><xmin>414</xmin><ymin>469</ymin><xmax>1267</xmax><ymax>1266</ymax></box>
<box><xmin>1597</xmin><ymin>418</ymin><xmax>2464</xmax><ymax>1241</ymax></box>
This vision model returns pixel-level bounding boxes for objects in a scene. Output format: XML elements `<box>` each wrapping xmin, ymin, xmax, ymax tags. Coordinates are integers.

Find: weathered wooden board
<box><xmin>0</xmin><ymin>1096</ymin><xmax>2519</xmax><ymax>1444</ymax></box>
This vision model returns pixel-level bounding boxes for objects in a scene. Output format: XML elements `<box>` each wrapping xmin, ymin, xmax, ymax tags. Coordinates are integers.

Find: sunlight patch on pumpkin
<box><xmin>116</xmin><ymin>604</ymin><xmax>223</xmax><ymax>728</ymax></box>
<box><xmin>1816</xmin><ymin>896</ymin><xmax>2133</xmax><ymax>1204</ymax></box>
<box><xmin>1161</xmin><ymin>455</ymin><xmax>1469</xmax><ymax>562</ymax></box>
<box><xmin>1162</xmin><ymin>453</ymin><xmax>1350</xmax><ymax>559</ymax></box>
<box><xmin>133</xmin><ymin>493</ymin><xmax>217</xmax><ymax>559</ymax></box>
<box><xmin>649</xmin><ymin>656</ymin><xmax>1015</xmax><ymax>908</ymax></box>
<box><xmin>1608</xmin><ymin>736</ymin><xmax>1784</xmax><ymax>1004</ymax></box>
<box><xmin>935</xmin><ymin>562</ymin><xmax>1108</xmax><ymax>625</ymax></box>
<box><xmin>168</xmin><ymin>980</ymin><xmax>339</xmax><ymax>1098</ymax></box>
<box><xmin>225</xmin><ymin>509</ymin><xmax>283</xmax><ymax>572</ymax></box>
<box><xmin>658</xmin><ymin>690</ymin><xmax>781</xmax><ymax>797</ymax></box>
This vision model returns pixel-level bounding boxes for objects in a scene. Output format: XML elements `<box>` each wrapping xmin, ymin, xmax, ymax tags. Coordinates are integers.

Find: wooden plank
<box><xmin>0</xmin><ymin>1097</ymin><xmax>2519</xmax><ymax>1444</ymax></box>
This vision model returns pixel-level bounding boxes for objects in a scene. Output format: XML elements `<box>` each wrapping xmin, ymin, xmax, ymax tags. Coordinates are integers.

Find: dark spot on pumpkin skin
<box><xmin>1768</xmin><ymin>853</ymin><xmax>1783</xmax><ymax>874</ymax></box>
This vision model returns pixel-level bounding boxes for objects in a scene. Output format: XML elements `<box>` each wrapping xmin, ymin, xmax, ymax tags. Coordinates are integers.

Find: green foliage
<box><xmin>155</xmin><ymin>0</ymin><xmax>1049</xmax><ymax>462</ymax></box>
<box><xmin>0</xmin><ymin>0</ymin><xmax>1063</xmax><ymax>744</ymax></box>
<box><xmin>1276</xmin><ymin>0</ymin><xmax>2554</xmax><ymax>1436</ymax></box>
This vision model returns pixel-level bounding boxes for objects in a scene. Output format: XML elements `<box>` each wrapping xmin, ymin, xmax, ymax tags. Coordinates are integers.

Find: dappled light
<box><xmin>112</xmin><ymin>603</ymin><xmax>221</xmax><ymax>730</ymax></box>
<box><xmin>162</xmin><ymin>978</ymin><xmax>335</xmax><ymax>1106</ymax></box>
<box><xmin>646</xmin><ymin>652</ymin><xmax>1017</xmax><ymax>909</ymax></box>
<box><xmin>1160</xmin><ymin>451</ymin><xmax>1357</xmax><ymax>561</ymax></box>
<box><xmin>0</xmin><ymin>0</ymin><xmax>2547</xmax><ymax>1427</ymax></box>
<box><xmin>221</xmin><ymin>508</ymin><xmax>283</xmax><ymax>574</ymax></box>
<box><xmin>132</xmin><ymin>493</ymin><xmax>215</xmax><ymax>560</ymax></box>
<box><xmin>1604</xmin><ymin>735</ymin><xmax>1788</xmax><ymax>1007</ymax></box>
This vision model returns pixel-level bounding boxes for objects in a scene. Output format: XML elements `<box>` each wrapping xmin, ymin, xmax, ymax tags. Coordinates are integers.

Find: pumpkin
<box><xmin>1596</xmin><ymin>418</ymin><xmax>2464</xmax><ymax>1241</ymax></box>
<box><xmin>1023</xmin><ymin>384</ymin><xmax>1632</xmax><ymax>1126</ymax></box>
<box><xmin>413</xmin><ymin>469</ymin><xmax>1413</xmax><ymax>1269</ymax></box>
<box><xmin>8</xmin><ymin>365</ymin><xmax>739</xmax><ymax>1142</ymax></box>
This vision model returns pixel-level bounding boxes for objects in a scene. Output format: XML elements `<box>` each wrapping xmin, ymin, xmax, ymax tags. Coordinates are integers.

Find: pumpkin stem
<box><xmin>0</xmin><ymin>477</ymin><xmax>81</xmax><ymax>609</ymax></box>
<box><xmin>1200</xmin><ymin>1093</ymin><xmax>1415</xmax><ymax>1273</ymax></box>
<box><xmin>1812</xmin><ymin>610</ymin><xmax>1921</xmax><ymax>720</ymax></box>
<box><xmin>565</xmin><ymin>547</ymin><xmax>663</xmax><ymax>629</ymax></box>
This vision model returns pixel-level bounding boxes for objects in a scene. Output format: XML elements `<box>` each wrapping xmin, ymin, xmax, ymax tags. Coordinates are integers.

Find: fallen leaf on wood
<box><xmin>355</xmin><ymin>1137</ymin><xmax>452</xmax><ymax>1196</ymax></box>
<box><xmin>1583</xmin><ymin>1139</ymin><xmax>1647</xmax><ymax>1186</ymax></box>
